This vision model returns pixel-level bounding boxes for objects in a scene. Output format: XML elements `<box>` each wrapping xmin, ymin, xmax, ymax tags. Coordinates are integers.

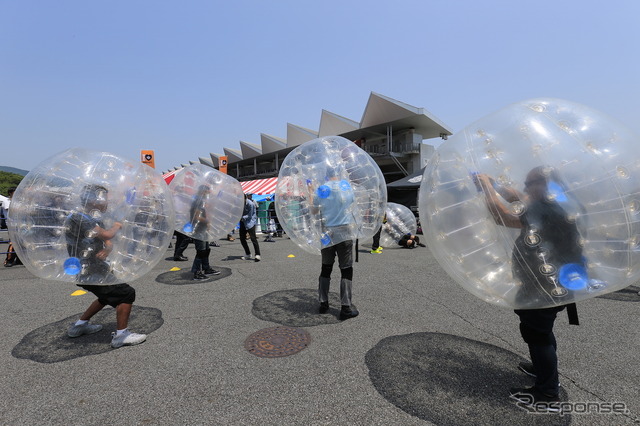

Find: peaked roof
<box><xmin>341</xmin><ymin>92</ymin><xmax>452</xmax><ymax>140</ymax></box>
<box><xmin>260</xmin><ymin>133</ymin><xmax>287</xmax><ymax>154</ymax></box>
<box><xmin>223</xmin><ymin>147</ymin><xmax>243</xmax><ymax>163</ymax></box>
<box><xmin>199</xmin><ymin>157</ymin><xmax>214</xmax><ymax>168</ymax></box>
<box><xmin>209</xmin><ymin>153</ymin><xmax>220</xmax><ymax>168</ymax></box>
<box><xmin>318</xmin><ymin>109</ymin><xmax>359</xmax><ymax>137</ymax></box>
<box><xmin>240</xmin><ymin>141</ymin><xmax>262</xmax><ymax>158</ymax></box>
<box><xmin>361</xmin><ymin>92</ymin><xmax>422</xmax><ymax>127</ymax></box>
<box><xmin>287</xmin><ymin>123</ymin><xmax>319</xmax><ymax>148</ymax></box>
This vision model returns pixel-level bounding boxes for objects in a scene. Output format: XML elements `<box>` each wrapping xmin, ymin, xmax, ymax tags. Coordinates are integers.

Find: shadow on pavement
<box><xmin>252</xmin><ymin>288</ymin><xmax>345</xmax><ymax>327</ymax></box>
<box><xmin>365</xmin><ymin>332</ymin><xmax>571</xmax><ymax>426</ymax></box>
<box><xmin>596</xmin><ymin>285</ymin><xmax>640</xmax><ymax>302</ymax></box>
<box><xmin>155</xmin><ymin>267</ymin><xmax>232</xmax><ymax>285</ymax></box>
<box><xmin>12</xmin><ymin>306</ymin><xmax>163</xmax><ymax>364</ymax></box>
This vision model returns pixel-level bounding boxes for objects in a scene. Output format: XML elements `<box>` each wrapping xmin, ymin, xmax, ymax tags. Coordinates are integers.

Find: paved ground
<box><xmin>1</xmin><ymin>232</ymin><xmax>639</xmax><ymax>425</ymax></box>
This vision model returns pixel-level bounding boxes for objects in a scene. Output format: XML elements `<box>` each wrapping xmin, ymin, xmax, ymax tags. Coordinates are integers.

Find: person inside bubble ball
<box><xmin>398</xmin><ymin>233</ymin><xmax>426</xmax><ymax>249</ymax></box>
<box><xmin>190</xmin><ymin>184</ymin><xmax>221</xmax><ymax>280</ymax></box>
<box><xmin>476</xmin><ymin>166</ymin><xmax>582</xmax><ymax>410</ymax></box>
<box><xmin>309</xmin><ymin>168</ymin><xmax>359</xmax><ymax>320</ymax></box>
<box><xmin>64</xmin><ymin>184</ymin><xmax>147</xmax><ymax>348</ymax></box>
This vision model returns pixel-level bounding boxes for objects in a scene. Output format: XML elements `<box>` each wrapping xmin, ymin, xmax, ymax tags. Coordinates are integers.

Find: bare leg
<box><xmin>79</xmin><ymin>299</ymin><xmax>106</xmax><ymax>321</ymax></box>
<box><xmin>116</xmin><ymin>303</ymin><xmax>133</xmax><ymax>330</ymax></box>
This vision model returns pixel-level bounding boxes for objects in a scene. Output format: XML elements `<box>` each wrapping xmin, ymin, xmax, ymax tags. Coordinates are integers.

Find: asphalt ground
<box><xmin>0</xmin><ymin>232</ymin><xmax>639</xmax><ymax>426</ymax></box>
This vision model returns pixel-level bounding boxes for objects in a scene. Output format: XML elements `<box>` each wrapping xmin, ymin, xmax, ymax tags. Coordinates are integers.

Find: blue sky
<box><xmin>1</xmin><ymin>0</ymin><xmax>639</xmax><ymax>173</ymax></box>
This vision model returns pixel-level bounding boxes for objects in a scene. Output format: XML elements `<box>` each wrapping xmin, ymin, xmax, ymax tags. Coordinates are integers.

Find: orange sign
<box><xmin>219</xmin><ymin>156</ymin><xmax>228</xmax><ymax>174</ymax></box>
<box><xmin>141</xmin><ymin>150</ymin><xmax>155</xmax><ymax>168</ymax></box>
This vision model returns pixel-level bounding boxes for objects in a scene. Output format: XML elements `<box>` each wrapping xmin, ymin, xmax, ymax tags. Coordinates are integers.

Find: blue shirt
<box><xmin>314</xmin><ymin>179</ymin><xmax>355</xmax><ymax>227</ymax></box>
<box><xmin>242</xmin><ymin>199</ymin><xmax>257</xmax><ymax>229</ymax></box>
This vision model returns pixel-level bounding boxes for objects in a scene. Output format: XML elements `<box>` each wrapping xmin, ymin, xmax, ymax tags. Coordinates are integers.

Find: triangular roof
<box><xmin>287</xmin><ymin>123</ymin><xmax>319</xmax><ymax>147</ymax></box>
<box><xmin>209</xmin><ymin>153</ymin><xmax>221</xmax><ymax>168</ymax></box>
<box><xmin>318</xmin><ymin>110</ymin><xmax>359</xmax><ymax>137</ymax></box>
<box><xmin>341</xmin><ymin>92</ymin><xmax>452</xmax><ymax>140</ymax></box>
<box><xmin>360</xmin><ymin>92</ymin><xmax>421</xmax><ymax>127</ymax></box>
<box><xmin>240</xmin><ymin>141</ymin><xmax>262</xmax><ymax>158</ymax></box>
<box><xmin>199</xmin><ymin>157</ymin><xmax>214</xmax><ymax>168</ymax></box>
<box><xmin>223</xmin><ymin>148</ymin><xmax>243</xmax><ymax>163</ymax></box>
<box><xmin>260</xmin><ymin>133</ymin><xmax>287</xmax><ymax>154</ymax></box>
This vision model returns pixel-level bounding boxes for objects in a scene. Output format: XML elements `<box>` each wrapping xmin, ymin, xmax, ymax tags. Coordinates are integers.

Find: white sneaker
<box><xmin>111</xmin><ymin>330</ymin><xmax>147</xmax><ymax>348</ymax></box>
<box><xmin>68</xmin><ymin>322</ymin><xmax>103</xmax><ymax>338</ymax></box>
<box><xmin>254</xmin><ymin>255</ymin><xmax>261</xmax><ymax>262</ymax></box>
<box><xmin>242</xmin><ymin>254</ymin><xmax>254</xmax><ymax>261</ymax></box>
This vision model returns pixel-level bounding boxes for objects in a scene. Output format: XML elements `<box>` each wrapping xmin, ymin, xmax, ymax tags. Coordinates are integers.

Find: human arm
<box><xmin>475</xmin><ymin>174</ymin><xmax>522</xmax><ymax>229</ymax></box>
<box><xmin>93</xmin><ymin>222</ymin><xmax>121</xmax><ymax>260</ymax></box>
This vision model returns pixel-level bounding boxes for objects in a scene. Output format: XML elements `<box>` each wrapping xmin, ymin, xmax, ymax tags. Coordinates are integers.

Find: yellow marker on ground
<box><xmin>170</xmin><ymin>267</ymin><xmax>181</xmax><ymax>271</ymax></box>
<box><xmin>70</xmin><ymin>290</ymin><xmax>88</xmax><ymax>296</ymax></box>
<box><xmin>287</xmin><ymin>254</ymin><xmax>296</xmax><ymax>258</ymax></box>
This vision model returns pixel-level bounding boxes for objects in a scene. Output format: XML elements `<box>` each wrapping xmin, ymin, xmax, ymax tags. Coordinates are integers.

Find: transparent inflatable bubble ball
<box><xmin>168</xmin><ymin>163</ymin><xmax>244</xmax><ymax>242</ymax></box>
<box><xmin>379</xmin><ymin>202</ymin><xmax>418</xmax><ymax>248</ymax></box>
<box><xmin>7</xmin><ymin>148</ymin><xmax>175</xmax><ymax>285</ymax></box>
<box><xmin>419</xmin><ymin>98</ymin><xmax>640</xmax><ymax>309</ymax></box>
<box><xmin>275</xmin><ymin>136</ymin><xmax>387</xmax><ymax>254</ymax></box>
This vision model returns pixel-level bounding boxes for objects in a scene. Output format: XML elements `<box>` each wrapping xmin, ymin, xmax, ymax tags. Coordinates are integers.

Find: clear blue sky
<box><xmin>2</xmin><ymin>0</ymin><xmax>639</xmax><ymax>174</ymax></box>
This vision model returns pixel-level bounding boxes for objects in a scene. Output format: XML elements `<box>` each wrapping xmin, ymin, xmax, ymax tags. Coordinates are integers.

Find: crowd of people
<box><xmin>3</xmin><ymin>174</ymin><xmax>610</xmax><ymax>414</ymax></box>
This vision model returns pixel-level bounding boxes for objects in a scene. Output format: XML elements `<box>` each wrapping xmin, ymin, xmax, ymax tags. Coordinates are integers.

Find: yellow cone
<box><xmin>70</xmin><ymin>290</ymin><xmax>88</xmax><ymax>296</ymax></box>
<box><xmin>287</xmin><ymin>254</ymin><xmax>295</xmax><ymax>258</ymax></box>
<box><xmin>170</xmin><ymin>267</ymin><xmax>181</xmax><ymax>271</ymax></box>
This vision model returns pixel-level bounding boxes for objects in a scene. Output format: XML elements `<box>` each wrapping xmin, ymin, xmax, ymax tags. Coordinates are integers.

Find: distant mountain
<box><xmin>0</xmin><ymin>166</ymin><xmax>29</xmax><ymax>176</ymax></box>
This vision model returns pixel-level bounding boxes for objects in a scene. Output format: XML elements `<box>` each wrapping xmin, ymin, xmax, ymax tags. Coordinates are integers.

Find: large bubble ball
<box><xmin>379</xmin><ymin>202</ymin><xmax>418</xmax><ymax>248</ymax></box>
<box><xmin>168</xmin><ymin>163</ymin><xmax>244</xmax><ymax>241</ymax></box>
<box><xmin>419</xmin><ymin>98</ymin><xmax>640</xmax><ymax>309</ymax></box>
<box><xmin>7</xmin><ymin>148</ymin><xmax>175</xmax><ymax>285</ymax></box>
<box><xmin>275</xmin><ymin>136</ymin><xmax>387</xmax><ymax>255</ymax></box>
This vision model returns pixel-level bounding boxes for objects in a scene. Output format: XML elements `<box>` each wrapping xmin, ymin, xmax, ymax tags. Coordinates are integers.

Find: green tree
<box><xmin>0</xmin><ymin>171</ymin><xmax>24</xmax><ymax>196</ymax></box>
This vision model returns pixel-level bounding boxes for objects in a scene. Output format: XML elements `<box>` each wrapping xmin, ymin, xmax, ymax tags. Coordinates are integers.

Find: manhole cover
<box><xmin>244</xmin><ymin>326</ymin><xmax>311</xmax><ymax>358</ymax></box>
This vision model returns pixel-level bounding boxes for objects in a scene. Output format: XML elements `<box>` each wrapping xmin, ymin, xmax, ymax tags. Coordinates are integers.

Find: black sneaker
<box><xmin>174</xmin><ymin>256</ymin><xmax>188</xmax><ymax>261</ymax></box>
<box><xmin>193</xmin><ymin>271</ymin><xmax>208</xmax><ymax>280</ymax></box>
<box><xmin>509</xmin><ymin>386</ymin><xmax>561</xmax><ymax>413</ymax></box>
<box><xmin>339</xmin><ymin>305</ymin><xmax>359</xmax><ymax>320</ymax></box>
<box><xmin>209</xmin><ymin>241</ymin><xmax>220</xmax><ymax>247</ymax></box>
<box><xmin>203</xmin><ymin>268</ymin><xmax>221</xmax><ymax>275</ymax></box>
<box><xmin>319</xmin><ymin>302</ymin><xmax>329</xmax><ymax>314</ymax></box>
<box><xmin>518</xmin><ymin>362</ymin><xmax>536</xmax><ymax>378</ymax></box>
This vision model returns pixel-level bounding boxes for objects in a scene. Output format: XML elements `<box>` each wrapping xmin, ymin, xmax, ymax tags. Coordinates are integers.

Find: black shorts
<box><xmin>79</xmin><ymin>283</ymin><xmax>136</xmax><ymax>307</ymax></box>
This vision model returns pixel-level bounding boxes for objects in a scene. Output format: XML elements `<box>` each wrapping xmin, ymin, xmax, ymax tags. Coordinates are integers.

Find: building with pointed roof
<box><xmin>169</xmin><ymin>92</ymin><xmax>452</xmax><ymax>184</ymax></box>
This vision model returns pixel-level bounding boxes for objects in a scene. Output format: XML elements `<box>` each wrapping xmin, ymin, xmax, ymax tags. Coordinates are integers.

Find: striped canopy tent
<box><xmin>240</xmin><ymin>177</ymin><xmax>278</xmax><ymax>202</ymax></box>
<box><xmin>162</xmin><ymin>169</ymin><xmax>182</xmax><ymax>185</ymax></box>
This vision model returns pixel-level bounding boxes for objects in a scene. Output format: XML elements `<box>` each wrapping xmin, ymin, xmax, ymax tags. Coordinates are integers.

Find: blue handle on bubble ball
<box><xmin>547</xmin><ymin>181</ymin><xmax>568</xmax><ymax>203</ymax></box>
<box><xmin>339</xmin><ymin>180</ymin><xmax>351</xmax><ymax>191</ymax></box>
<box><xmin>317</xmin><ymin>185</ymin><xmax>331</xmax><ymax>199</ymax></box>
<box><xmin>63</xmin><ymin>257</ymin><xmax>81</xmax><ymax>275</ymax></box>
<box><xmin>183</xmin><ymin>222</ymin><xmax>193</xmax><ymax>233</ymax></box>
<box><xmin>320</xmin><ymin>234</ymin><xmax>331</xmax><ymax>246</ymax></box>
<box><xmin>125</xmin><ymin>187</ymin><xmax>137</xmax><ymax>204</ymax></box>
<box><xmin>558</xmin><ymin>263</ymin><xmax>588</xmax><ymax>290</ymax></box>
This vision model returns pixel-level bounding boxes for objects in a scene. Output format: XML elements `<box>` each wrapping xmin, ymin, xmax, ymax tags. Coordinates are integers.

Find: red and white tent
<box><xmin>162</xmin><ymin>169</ymin><xmax>181</xmax><ymax>185</ymax></box>
<box><xmin>162</xmin><ymin>169</ymin><xmax>278</xmax><ymax>197</ymax></box>
<box><xmin>240</xmin><ymin>177</ymin><xmax>278</xmax><ymax>195</ymax></box>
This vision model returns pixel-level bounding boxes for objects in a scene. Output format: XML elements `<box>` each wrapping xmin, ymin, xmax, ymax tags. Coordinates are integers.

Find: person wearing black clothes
<box><xmin>398</xmin><ymin>233</ymin><xmax>425</xmax><ymax>249</ymax></box>
<box><xmin>476</xmin><ymin>167</ymin><xmax>582</xmax><ymax>411</ymax></box>
<box><xmin>172</xmin><ymin>231</ymin><xmax>190</xmax><ymax>261</ymax></box>
<box><xmin>64</xmin><ymin>184</ymin><xmax>146</xmax><ymax>348</ymax></box>
<box><xmin>189</xmin><ymin>185</ymin><xmax>220</xmax><ymax>279</ymax></box>
<box><xmin>240</xmin><ymin>194</ymin><xmax>261</xmax><ymax>262</ymax></box>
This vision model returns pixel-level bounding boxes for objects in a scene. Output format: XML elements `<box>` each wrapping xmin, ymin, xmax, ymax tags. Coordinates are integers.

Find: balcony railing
<box><xmin>362</xmin><ymin>142</ymin><xmax>420</xmax><ymax>156</ymax></box>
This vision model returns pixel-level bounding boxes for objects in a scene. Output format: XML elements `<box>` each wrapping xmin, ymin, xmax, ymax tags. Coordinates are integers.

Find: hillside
<box><xmin>0</xmin><ymin>171</ymin><xmax>24</xmax><ymax>196</ymax></box>
<box><xmin>0</xmin><ymin>166</ymin><xmax>29</xmax><ymax>176</ymax></box>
